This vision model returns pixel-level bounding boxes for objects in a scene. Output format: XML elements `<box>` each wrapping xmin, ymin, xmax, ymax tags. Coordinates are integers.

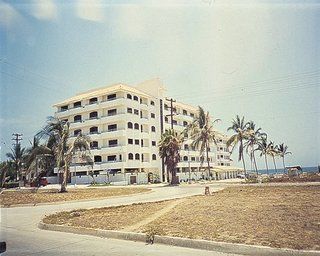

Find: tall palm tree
<box><xmin>226</xmin><ymin>115</ymin><xmax>249</xmax><ymax>175</ymax></box>
<box><xmin>267</xmin><ymin>141</ymin><xmax>279</xmax><ymax>174</ymax></box>
<box><xmin>257</xmin><ymin>137</ymin><xmax>270</xmax><ymax>174</ymax></box>
<box><xmin>186</xmin><ymin>106</ymin><xmax>220</xmax><ymax>179</ymax></box>
<box><xmin>244</xmin><ymin>121</ymin><xmax>266</xmax><ymax>174</ymax></box>
<box><xmin>278</xmin><ymin>143</ymin><xmax>291</xmax><ymax>173</ymax></box>
<box><xmin>159</xmin><ymin>129</ymin><xmax>183</xmax><ymax>185</ymax></box>
<box><xmin>6</xmin><ymin>143</ymin><xmax>26</xmax><ymax>182</ymax></box>
<box><xmin>38</xmin><ymin>117</ymin><xmax>90</xmax><ymax>192</ymax></box>
<box><xmin>25</xmin><ymin>136</ymin><xmax>54</xmax><ymax>185</ymax></box>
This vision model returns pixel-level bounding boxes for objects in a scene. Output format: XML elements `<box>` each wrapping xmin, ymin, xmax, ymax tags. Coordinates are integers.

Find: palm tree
<box><xmin>278</xmin><ymin>143</ymin><xmax>291</xmax><ymax>173</ymax></box>
<box><xmin>186</xmin><ymin>106</ymin><xmax>220</xmax><ymax>179</ymax></box>
<box><xmin>25</xmin><ymin>137</ymin><xmax>53</xmax><ymax>184</ymax></box>
<box><xmin>267</xmin><ymin>141</ymin><xmax>279</xmax><ymax>174</ymax></box>
<box><xmin>244</xmin><ymin>121</ymin><xmax>266</xmax><ymax>174</ymax></box>
<box><xmin>6</xmin><ymin>143</ymin><xmax>26</xmax><ymax>182</ymax></box>
<box><xmin>38</xmin><ymin>117</ymin><xmax>71</xmax><ymax>192</ymax></box>
<box><xmin>257</xmin><ymin>137</ymin><xmax>270</xmax><ymax>174</ymax></box>
<box><xmin>226</xmin><ymin>115</ymin><xmax>249</xmax><ymax>175</ymax></box>
<box><xmin>159</xmin><ymin>129</ymin><xmax>183</xmax><ymax>185</ymax></box>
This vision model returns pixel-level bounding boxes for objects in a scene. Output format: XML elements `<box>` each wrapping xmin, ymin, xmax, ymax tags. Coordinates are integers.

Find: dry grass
<box><xmin>0</xmin><ymin>187</ymin><xmax>149</xmax><ymax>206</ymax></box>
<box><xmin>142</xmin><ymin>185</ymin><xmax>320</xmax><ymax>250</ymax></box>
<box><xmin>43</xmin><ymin>200</ymin><xmax>172</xmax><ymax>230</ymax></box>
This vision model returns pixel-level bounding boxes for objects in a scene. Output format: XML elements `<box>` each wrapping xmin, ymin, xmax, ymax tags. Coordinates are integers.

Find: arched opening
<box><xmin>135</xmin><ymin>153</ymin><xmax>140</xmax><ymax>160</ymax></box>
<box><xmin>151</xmin><ymin>126</ymin><xmax>156</xmax><ymax>132</ymax></box>
<box><xmin>183</xmin><ymin>156</ymin><xmax>188</xmax><ymax>161</ymax></box>
<box><xmin>90</xmin><ymin>126</ymin><xmax>98</xmax><ymax>134</ymax></box>
<box><xmin>94</xmin><ymin>155</ymin><xmax>102</xmax><ymax>162</ymax></box>
<box><xmin>127</xmin><ymin>94</ymin><xmax>132</xmax><ymax>99</ymax></box>
<box><xmin>89</xmin><ymin>111</ymin><xmax>98</xmax><ymax>119</ymax></box>
<box><xmin>133</xmin><ymin>96</ymin><xmax>138</xmax><ymax>101</ymax></box>
<box><xmin>74</xmin><ymin>115</ymin><xmax>82</xmax><ymax>123</ymax></box>
<box><xmin>134</xmin><ymin>123</ymin><xmax>139</xmax><ymax>130</ymax></box>
<box><xmin>127</xmin><ymin>122</ymin><xmax>133</xmax><ymax>129</ymax></box>
<box><xmin>128</xmin><ymin>153</ymin><xmax>133</xmax><ymax>160</ymax></box>
<box><xmin>74</xmin><ymin>129</ymin><xmax>81</xmax><ymax>136</ymax></box>
<box><xmin>90</xmin><ymin>141</ymin><xmax>98</xmax><ymax>149</ymax></box>
<box><xmin>152</xmin><ymin>154</ymin><xmax>157</xmax><ymax>160</ymax></box>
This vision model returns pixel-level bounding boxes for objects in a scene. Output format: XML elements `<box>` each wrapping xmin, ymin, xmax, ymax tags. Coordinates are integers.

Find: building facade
<box><xmin>53</xmin><ymin>79</ymin><xmax>241</xmax><ymax>185</ymax></box>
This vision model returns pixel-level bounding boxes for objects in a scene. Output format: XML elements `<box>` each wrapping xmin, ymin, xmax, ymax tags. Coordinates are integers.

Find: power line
<box><xmin>170</xmin><ymin>70</ymin><xmax>320</xmax><ymax>99</ymax></box>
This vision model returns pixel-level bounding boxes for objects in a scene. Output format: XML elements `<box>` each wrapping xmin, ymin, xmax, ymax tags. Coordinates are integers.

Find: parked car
<box><xmin>39</xmin><ymin>177</ymin><xmax>48</xmax><ymax>186</ymax></box>
<box><xmin>237</xmin><ymin>174</ymin><xmax>245</xmax><ymax>179</ymax></box>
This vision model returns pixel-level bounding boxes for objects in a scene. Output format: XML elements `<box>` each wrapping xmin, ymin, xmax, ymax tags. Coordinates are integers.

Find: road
<box><xmin>0</xmin><ymin>183</ymin><xmax>240</xmax><ymax>256</ymax></box>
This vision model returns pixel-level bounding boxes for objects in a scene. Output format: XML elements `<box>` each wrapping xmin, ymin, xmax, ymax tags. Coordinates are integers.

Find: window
<box><xmin>128</xmin><ymin>153</ymin><xmax>133</xmax><ymax>160</ymax></box>
<box><xmin>183</xmin><ymin>121</ymin><xmax>188</xmax><ymax>127</ymax></box>
<box><xmin>74</xmin><ymin>115</ymin><xmax>82</xmax><ymax>123</ymax></box>
<box><xmin>152</xmin><ymin>141</ymin><xmax>156</xmax><ymax>146</ymax></box>
<box><xmin>90</xmin><ymin>126</ymin><xmax>98</xmax><ymax>134</ymax></box>
<box><xmin>107</xmin><ymin>93</ymin><xmax>116</xmax><ymax>101</ymax></box>
<box><xmin>108</xmin><ymin>155</ymin><xmax>117</xmax><ymax>161</ymax></box>
<box><xmin>89</xmin><ymin>97</ymin><xmax>98</xmax><ymax>104</ymax></box>
<box><xmin>89</xmin><ymin>111</ymin><xmax>98</xmax><ymax>119</ymax></box>
<box><xmin>135</xmin><ymin>153</ymin><xmax>140</xmax><ymax>160</ymax></box>
<box><xmin>191</xmin><ymin>157</ymin><xmax>196</xmax><ymax>161</ymax></box>
<box><xmin>135</xmin><ymin>139</ymin><xmax>139</xmax><ymax>145</ymax></box>
<box><xmin>90</xmin><ymin>141</ymin><xmax>98</xmax><ymax>149</ymax></box>
<box><xmin>133</xmin><ymin>96</ymin><xmax>138</xmax><ymax>101</ymax></box>
<box><xmin>109</xmin><ymin>140</ymin><xmax>117</xmax><ymax>147</ymax></box>
<box><xmin>151</xmin><ymin>126</ymin><xmax>156</xmax><ymax>132</ymax></box>
<box><xmin>108</xmin><ymin>109</ymin><xmax>117</xmax><ymax>116</ymax></box>
<box><xmin>152</xmin><ymin>154</ymin><xmax>157</xmax><ymax>160</ymax></box>
<box><xmin>183</xmin><ymin>110</ymin><xmax>187</xmax><ymax>115</ymax></box>
<box><xmin>165</xmin><ymin>116</ymin><xmax>168</xmax><ymax>122</ymax></box>
<box><xmin>134</xmin><ymin>109</ymin><xmax>139</xmax><ymax>115</ymax></box>
<box><xmin>61</xmin><ymin>105</ymin><xmax>68</xmax><ymax>111</ymax></box>
<box><xmin>164</xmin><ymin>104</ymin><xmax>168</xmax><ymax>110</ymax></box>
<box><xmin>172</xmin><ymin>120</ymin><xmax>177</xmax><ymax>125</ymax></box>
<box><xmin>151</xmin><ymin>113</ymin><xmax>155</xmax><ymax>118</ymax></box>
<box><xmin>127</xmin><ymin>94</ymin><xmax>132</xmax><ymax>99</ymax></box>
<box><xmin>128</xmin><ymin>139</ymin><xmax>133</xmax><ymax>145</ymax></box>
<box><xmin>127</xmin><ymin>107</ymin><xmax>132</xmax><ymax>113</ymax></box>
<box><xmin>151</xmin><ymin>101</ymin><xmax>155</xmax><ymax>106</ymax></box>
<box><xmin>184</xmin><ymin>144</ymin><xmax>189</xmax><ymax>150</ymax></box>
<box><xmin>74</xmin><ymin>129</ymin><xmax>81</xmax><ymax>136</ymax></box>
<box><xmin>127</xmin><ymin>122</ymin><xmax>133</xmax><ymax>129</ymax></box>
<box><xmin>134</xmin><ymin>123</ymin><xmax>139</xmax><ymax>130</ymax></box>
<box><xmin>94</xmin><ymin>155</ymin><xmax>102</xmax><ymax>162</ymax></box>
<box><xmin>108</xmin><ymin>124</ymin><xmax>117</xmax><ymax>131</ymax></box>
<box><xmin>190</xmin><ymin>113</ymin><xmax>195</xmax><ymax>118</ymax></box>
<box><xmin>183</xmin><ymin>156</ymin><xmax>188</xmax><ymax>161</ymax></box>
<box><xmin>73</xmin><ymin>101</ymin><xmax>81</xmax><ymax>108</ymax></box>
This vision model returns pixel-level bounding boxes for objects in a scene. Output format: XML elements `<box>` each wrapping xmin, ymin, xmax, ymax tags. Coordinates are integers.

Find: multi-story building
<box><xmin>53</xmin><ymin>79</ymin><xmax>241</xmax><ymax>185</ymax></box>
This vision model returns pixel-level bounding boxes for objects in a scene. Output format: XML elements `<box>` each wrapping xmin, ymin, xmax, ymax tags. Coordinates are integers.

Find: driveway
<box><xmin>0</xmin><ymin>183</ymin><xmax>240</xmax><ymax>256</ymax></box>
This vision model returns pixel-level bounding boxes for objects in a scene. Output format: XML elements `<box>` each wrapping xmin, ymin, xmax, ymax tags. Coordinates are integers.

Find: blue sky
<box><xmin>0</xmin><ymin>0</ymin><xmax>319</xmax><ymax>168</ymax></box>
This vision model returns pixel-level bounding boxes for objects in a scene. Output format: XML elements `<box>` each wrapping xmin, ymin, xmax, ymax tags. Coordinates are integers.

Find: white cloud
<box><xmin>31</xmin><ymin>0</ymin><xmax>57</xmax><ymax>20</ymax></box>
<box><xmin>0</xmin><ymin>1</ymin><xmax>22</xmax><ymax>28</ymax></box>
<box><xmin>76</xmin><ymin>0</ymin><xmax>105</xmax><ymax>22</ymax></box>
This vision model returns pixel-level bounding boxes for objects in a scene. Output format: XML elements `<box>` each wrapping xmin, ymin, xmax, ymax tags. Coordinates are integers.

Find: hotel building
<box><xmin>53</xmin><ymin>79</ymin><xmax>241</xmax><ymax>184</ymax></box>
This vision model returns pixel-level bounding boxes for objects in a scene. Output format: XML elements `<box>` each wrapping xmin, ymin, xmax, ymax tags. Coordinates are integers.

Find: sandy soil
<box><xmin>0</xmin><ymin>187</ymin><xmax>149</xmax><ymax>206</ymax></box>
<box><xmin>142</xmin><ymin>185</ymin><xmax>320</xmax><ymax>250</ymax></box>
<box><xmin>43</xmin><ymin>200</ymin><xmax>172</xmax><ymax>230</ymax></box>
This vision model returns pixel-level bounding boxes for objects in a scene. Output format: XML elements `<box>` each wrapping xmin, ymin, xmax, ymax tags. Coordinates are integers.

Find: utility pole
<box><xmin>165</xmin><ymin>98</ymin><xmax>176</xmax><ymax>129</ymax></box>
<box><xmin>11</xmin><ymin>133</ymin><xmax>23</xmax><ymax>183</ymax></box>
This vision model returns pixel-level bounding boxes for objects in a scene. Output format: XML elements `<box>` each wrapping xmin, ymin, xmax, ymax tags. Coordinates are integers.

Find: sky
<box><xmin>0</xmin><ymin>0</ymin><xmax>319</xmax><ymax>169</ymax></box>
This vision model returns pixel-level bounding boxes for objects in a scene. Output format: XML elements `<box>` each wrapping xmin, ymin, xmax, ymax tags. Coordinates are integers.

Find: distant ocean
<box><xmin>255</xmin><ymin>166</ymin><xmax>319</xmax><ymax>175</ymax></box>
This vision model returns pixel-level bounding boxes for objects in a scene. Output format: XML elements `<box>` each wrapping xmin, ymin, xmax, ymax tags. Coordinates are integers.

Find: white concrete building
<box><xmin>53</xmin><ymin>79</ymin><xmax>241</xmax><ymax>185</ymax></box>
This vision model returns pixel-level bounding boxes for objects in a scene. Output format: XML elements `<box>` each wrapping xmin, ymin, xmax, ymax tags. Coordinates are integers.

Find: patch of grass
<box><xmin>141</xmin><ymin>185</ymin><xmax>320</xmax><ymax>251</ymax></box>
<box><xmin>0</xmin><ymin>187</ymin><xmax>150</xmax><ymax>206</ymax></box>
<box><xmin>43</xmin><ymin>200</ymin><xmax>171</xmax><ymax>230</ymax></box>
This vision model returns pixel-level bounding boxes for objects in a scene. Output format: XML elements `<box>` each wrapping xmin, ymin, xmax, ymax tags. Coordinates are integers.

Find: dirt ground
<box><xmin>40</xmin><ymin>185</ymin><xmax>320</xmax><ymax>250</ymax></box>
<box><xmin>142</xmin><ymin>185</ymin><xmax>320</xmax><ymax>250</ymax></box>
<box><xmin>0</xmin><ymin>187</ymin><xmax>149</xmax><ymax>206</ymax></box>
<box><xmin>43</xmin><ymin>200</ymin><xmax>172</xmax><ymax>230</ymax></box>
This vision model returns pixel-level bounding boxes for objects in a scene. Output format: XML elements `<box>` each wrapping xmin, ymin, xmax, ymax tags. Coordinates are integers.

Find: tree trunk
<box><xmin>264</xmin><ymin>154</ymin><xmax>269</xmax><ymax>175</ymax></box>
<box><xmin>253</xmin><ymin>151</ymin><xmax>258</xmax><ymax>175</ymax></box>
<box><xmin>240</xmin><ymin>141</ymin><xmax>246</xmax><ymax>175</ymax></box>
<box><xmin>206</xmin><ymin>146</ymin><xmax>211</xmax><ymax>180</ymax></box>
<box><xmin>282</xmin><ymin>156</ymin><xmax>286</xmax><ymax>173</ymax></box>
<box><xmin>272</xmin><ymin>156</ymin><xmax>277</xmax><ymax>174</ymax></box>
<box><xmin>60</xmin><ymin>165</ymin><xmax>68</xmax><ymax>193</ymax></box>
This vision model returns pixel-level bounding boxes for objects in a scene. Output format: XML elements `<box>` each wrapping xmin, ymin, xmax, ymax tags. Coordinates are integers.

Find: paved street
<box><xmin>0</xmin><ymin>183</ymin><xmax>240</xmax><ymax>256</ymax></box>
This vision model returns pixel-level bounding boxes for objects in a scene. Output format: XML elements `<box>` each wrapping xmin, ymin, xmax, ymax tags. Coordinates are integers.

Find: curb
<box><xmin>38</xmin><ymin>222</ymin><xmax>320</xmax><ymax>256</ymax></box>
